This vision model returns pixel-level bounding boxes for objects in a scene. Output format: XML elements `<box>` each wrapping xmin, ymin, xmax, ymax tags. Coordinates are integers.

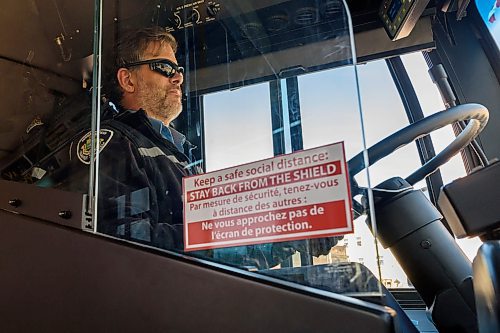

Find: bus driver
<box><xmin>52</xmin><ymin>26</ymin><xmax>339</xmax><ymax>268</ymax></box>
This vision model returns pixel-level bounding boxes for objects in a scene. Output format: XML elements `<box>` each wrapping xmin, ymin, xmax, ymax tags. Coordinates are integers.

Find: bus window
<box><xmin>401</xmin><ymin>52</ymin><xmax>467</xmax><ymax>184</ymax></box>
<box><xmin>401</xmin><ymin>52</ymin><xmax>483</xmax><ymax>261</ymax></box>
<box><xmin>204</xmin><ymin>83</ymin><xmax>274</xmax><ymax>171</ymax></box>
<box><xmin>476</xmin><ymin>0</ymin><xmax>500</xmax><ymax>49</ymax></box>
<box><xmin>300</xmin><ymin>58</ymin><xmax>423</xmax><ymax>288</ymax></box>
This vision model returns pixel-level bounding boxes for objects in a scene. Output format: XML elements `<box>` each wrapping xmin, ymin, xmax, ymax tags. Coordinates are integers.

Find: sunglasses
<box><xmin>123</xmin><ymin>58</ymin><xmax>184</xmax><ymax>78</ymax></box>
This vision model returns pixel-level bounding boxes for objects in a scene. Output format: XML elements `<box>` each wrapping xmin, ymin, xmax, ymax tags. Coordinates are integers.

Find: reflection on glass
<box><xmin>0</xmin><ymin>2</ymin><xmax>93</xmax><ymax>199</ymax></box>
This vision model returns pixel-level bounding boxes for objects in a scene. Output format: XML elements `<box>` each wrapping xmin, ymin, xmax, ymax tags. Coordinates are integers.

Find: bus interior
<box><xmin>0</xmin><ymin>0</ymin><xmax>499</xmax><ymax>332</ymax></box>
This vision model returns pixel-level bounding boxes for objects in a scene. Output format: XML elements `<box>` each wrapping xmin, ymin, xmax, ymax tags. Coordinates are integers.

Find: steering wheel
<box><xmin>347</xmin><ymin>103</ymin><xmax>489</xmax><ymax>186</ymax></box>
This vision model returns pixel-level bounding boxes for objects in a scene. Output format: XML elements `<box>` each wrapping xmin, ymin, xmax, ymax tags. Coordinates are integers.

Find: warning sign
<box><xmin>183</xmin><ymin>142</ymin><xmax>353</xmax><ymax>251</ymax></box>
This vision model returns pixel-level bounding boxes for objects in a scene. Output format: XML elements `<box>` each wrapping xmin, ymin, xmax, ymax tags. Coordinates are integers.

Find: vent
<box><xmin>294</xmin><ymin>7</ymin><xmax>318</xmax><ymax>25</ymax></box>
<box><xmin>240</xmin><ymin>22</ymin><xmax>265</xmax><ymax>39</ymax></box>
<box><xmin>322</xmin><ymin>0</ymin><xmax>343</xmax><ymax>18</ymax></box>
<box><xmin>266</xmin><ymin>13</ymin><xmax>289</xmax><ymax>33</ymax></box>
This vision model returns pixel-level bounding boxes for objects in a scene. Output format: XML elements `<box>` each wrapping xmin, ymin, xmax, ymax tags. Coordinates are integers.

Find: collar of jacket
<box><xmin>113</xmin><ymin>109</ymin><xmax>198</xmax><ymax>157</ymax></box>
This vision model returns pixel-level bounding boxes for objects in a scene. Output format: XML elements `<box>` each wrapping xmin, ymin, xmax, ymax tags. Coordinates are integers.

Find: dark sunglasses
<box><xmin>123</xmin><ymin>58</ymin><xmax>184</xmax><ymax>78</ymax></box>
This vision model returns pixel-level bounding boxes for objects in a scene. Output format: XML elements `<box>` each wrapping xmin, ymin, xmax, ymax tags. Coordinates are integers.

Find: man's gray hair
<box><xmin>105</xmin><ymin>26</ymin><xmax>178</xmax><ymax>105</ymax></box>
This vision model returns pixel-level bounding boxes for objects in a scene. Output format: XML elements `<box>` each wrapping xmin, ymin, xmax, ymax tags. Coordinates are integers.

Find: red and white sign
<box><xmin>183</xmin><ymin>142</ymin><xmax>353</xmax><ymax>251</ymax></box>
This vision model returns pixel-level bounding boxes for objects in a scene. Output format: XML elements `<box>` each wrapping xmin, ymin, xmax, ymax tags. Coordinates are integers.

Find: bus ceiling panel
<box><xmin>0</xmin><ymin>0</ymin><xmax>434</xmax><ymax>87</ymax></box>
<box><xmin>0</xmin><ymin>1</ymin><xmax>55</xmax><ymax>66</ymax></box>
<box><xmin>184</xmin><ymin>16</ymin><xmax>434</xmax><ymax>94</ymax></box>
<box><xmin>0</xmin><ymin>1</ymin><xmax>87</xmax><ymax>80</ymax></box>
<box><xmin>157</xmin><ymin>0</ymin><xmax>382</xmax><ymax>32</ymax></box>
<box><xmin>186</xmin><ymin>34</ymin><xmax>353</xmax><ymax>94</ymax></box>
<box><xmin>0</xmin><ymin>0</ymin><xmax>156</xmax><ymax>80</ymax></box>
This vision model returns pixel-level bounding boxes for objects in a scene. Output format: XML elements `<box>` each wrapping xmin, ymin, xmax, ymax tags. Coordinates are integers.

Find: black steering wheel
<box><xmin>347</xmin><ymin>103</ymin><xmax>489</xmax><ymax>186</ymax></box>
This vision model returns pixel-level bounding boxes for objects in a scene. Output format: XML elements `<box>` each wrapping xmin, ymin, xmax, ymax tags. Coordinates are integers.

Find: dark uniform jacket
<box><xmin>52</xmin><ymin>108</ymin><xmax>198</xmax><ymax>250</ymax></box>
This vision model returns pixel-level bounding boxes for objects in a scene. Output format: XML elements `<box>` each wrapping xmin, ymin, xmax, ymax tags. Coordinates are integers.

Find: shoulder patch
<box><xmin>77</xmin><ymin>129</ymin><xmax>114</xmax><ymax>164</ymax></box>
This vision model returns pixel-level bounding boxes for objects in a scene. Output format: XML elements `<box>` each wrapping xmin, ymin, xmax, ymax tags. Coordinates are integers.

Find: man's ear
<box><xmin>116</xmin><ymin>68</ymin><xmax>135</xmax><ymax>93</ymax></box>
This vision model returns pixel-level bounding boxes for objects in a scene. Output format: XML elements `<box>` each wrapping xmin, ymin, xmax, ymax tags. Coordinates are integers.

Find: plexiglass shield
<box><xmin>0</xmin><ymin>0</ymin><xmax>384</xmax><ymax>302</ymax></box>
<box><xmin>93</xmin><ymin>0</ymin><xmax>384</xmax><ymax>299</ymax></box>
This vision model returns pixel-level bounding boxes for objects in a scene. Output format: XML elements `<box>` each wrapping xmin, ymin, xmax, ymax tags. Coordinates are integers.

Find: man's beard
<box><xmin>137</xmin><ymin>80</ymin><xmax>183</xmax><ymax>124</ymax></box>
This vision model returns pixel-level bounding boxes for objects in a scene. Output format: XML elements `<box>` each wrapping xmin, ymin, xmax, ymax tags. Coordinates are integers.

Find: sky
<box><xmin>476</xmin><ymin>0</ymin><xmax>500</xmax><ymax>49</ymax></box>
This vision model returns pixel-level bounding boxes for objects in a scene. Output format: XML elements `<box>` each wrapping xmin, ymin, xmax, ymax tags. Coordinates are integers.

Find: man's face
<box><xmin>134</xmin><ymin>43</ymin><xmax>184</xmax><ymax>125</ymax></box>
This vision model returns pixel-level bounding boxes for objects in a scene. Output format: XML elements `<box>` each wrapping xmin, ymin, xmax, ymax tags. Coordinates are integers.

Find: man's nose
<box><xmin>170</xmin><ymin>71</ymin><xmax>183</xmax><ymax>85</ymax></box>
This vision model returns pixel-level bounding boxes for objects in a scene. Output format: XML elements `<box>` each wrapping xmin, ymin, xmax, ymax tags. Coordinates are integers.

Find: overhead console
<box><xmin>379</xmin><ymin>0</ymin><xmax>431</xmax><ymax>40</ymax></box>
<box><xmin>166</xmin><ymin>0</ymin><xmax>356</xmax><ymax>93</ymax></box>
<box><xmin>138</xmin><ymin>0</ymin><xmax>436</xmax><ymax>93</ymax></box>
